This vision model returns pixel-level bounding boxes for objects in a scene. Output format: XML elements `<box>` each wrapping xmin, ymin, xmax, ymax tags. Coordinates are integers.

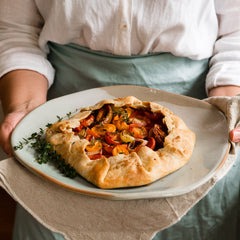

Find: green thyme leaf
<box><xmin>57</xmin><ymin>115</ymin><xmax>63</xmax><ymax>122</ymax></box>
<box><xmin>46</xmin><ymin>123</ymin><xmax>52</xmax><ymax>128</ymax></box>
<box><xmin>67</xmin><ymin>112</ymin><xmax>72</xmax><ymax>119</ymax></box>
<box><xmin>13</xmin><ymin>116</ymin><xmax>77</xmax><ymax>179</ymax></box>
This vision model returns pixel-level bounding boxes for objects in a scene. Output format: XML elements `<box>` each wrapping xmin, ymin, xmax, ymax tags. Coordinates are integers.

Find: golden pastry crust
<box><xmin>45</xmin><ymin>96</ymin><xmax>195</xmax><ymax>189</ymax></box>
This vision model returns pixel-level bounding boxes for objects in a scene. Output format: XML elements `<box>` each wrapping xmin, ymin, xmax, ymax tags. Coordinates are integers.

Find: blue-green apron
<box><xmin>13</xmin><ymin>42</ymin><xmax>240</xmax><ymax>240</ymax></box>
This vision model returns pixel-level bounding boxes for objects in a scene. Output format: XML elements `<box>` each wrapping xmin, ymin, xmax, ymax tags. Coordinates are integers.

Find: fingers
<box><xmin>0</xmin><ymin>120</ymin><xmax>14</xmax><ymax>156</ymax></box>
<box><xmin>229</xmin><ymin>127</ymin><xmax>240</xmax><ymax>143</ymax></box>
<box><xmin>0</xmin><ymin>112</ymin><xmax>26</xmax><ymax>156</ymax></box>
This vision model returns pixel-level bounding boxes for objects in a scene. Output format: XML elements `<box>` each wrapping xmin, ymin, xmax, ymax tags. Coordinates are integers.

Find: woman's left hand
<box><xmin>209</xmin><ymin>85</ymin><xmax>240</xmax><ymax>143</ymax></box>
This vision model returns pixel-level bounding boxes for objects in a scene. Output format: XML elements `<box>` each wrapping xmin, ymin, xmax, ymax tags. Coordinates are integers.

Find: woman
<box><xmin>0</xmin><ymin>0</ymin><xmax>240</xmax><ymax>239</ymax></box>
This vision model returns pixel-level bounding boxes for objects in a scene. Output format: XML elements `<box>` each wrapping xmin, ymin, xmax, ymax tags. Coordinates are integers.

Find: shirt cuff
<box><xmin>0</xmin><ymin>52</ymin><xmax>55</xmax><ymax>88</ymax></box>
<box><xmin>206</xmin><ymin>61</ymin><xmax>240</xmax><ymax>95</ymax></box>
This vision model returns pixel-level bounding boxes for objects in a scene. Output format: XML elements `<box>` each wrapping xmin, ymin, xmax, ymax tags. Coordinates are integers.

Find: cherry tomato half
<box><xmin>81</xmin><ymin>115</ymin><xmax>95</xmax><ymax>127</ymax></box>
<box><xmin>72</xmin><ymin>124</ymin><xmax>83</xmax><ymax>133</ymax></box>
<box><xmin>112</xmin><ymin>144</ymin><xmax>129</xmax><ymax>156</ymax></box>
<box><xmin>105</xmin><ymin>132</ymin><xmax>120</xmax><ymax>145</ymax></box>
<box><xmin>146</xmin><ymin>137</ymin><xmax>156</xmax><ymax>150</ymax></box>
<box><xmin>88</xmin><ymin>154</ymin><xmax>103</xmax><ymax>160</ymax></box>
<box><xmin>85</xmin><ymin>140</ymin><xmax>102</xmax><ymax>152</ymax></box>
<box><xmin>102</xmin><ymin>142</ymin><xmax>115</xmax><ymax>155</ymax></box>
<box><xmin>85</xmin><ymin>128</ymin><xmax>100</xmax><ymax>141</ymax></box>
<box><xmin>129</xmin><ymin>124</ymin><xmax>148</xmax><ymax>139</ymax></box>
<box><xmin>91</xmin><ymin>124</ymin><xmax>116</xmax><ymax>136</ymax></box>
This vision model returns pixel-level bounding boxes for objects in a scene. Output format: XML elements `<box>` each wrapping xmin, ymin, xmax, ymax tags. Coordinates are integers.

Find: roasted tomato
<box><xmin>72</xmin><ymin>125</ymin><xmax>83</xmax><ymax>133</ymax></box>
<box><xmin>102</xmin><ymin>142</ymin><xmax>115</xmax><ymax>155</ymax></box>
<box><xmin>129</xmin><ymin>117</ymin><xmax>149</xmax><ymax>126</ymax></box>
<box><xmin>81</xmin><ymin>115</ymin><xmax>95</xmax><ymax>127</ymax></box>
<box><xmin>85</xmin><ymin>128</ymin><xmax>100</xmax><ymax>141</ymax></box>
<box><xmin>129</xmin><ymin>110</ymin><xmax>151</xmax><ymax>126</ymax></box>
<box><xmin>96</xmin><ymin>104</ymin><xmax>113</xmax><ymax>124</ymax></box>
<box><xmin>112</xmin><ymin>144</ymin><xmax>129</xmax><ymax>156</ymax></box>
<box><xmin>105</xmin><ymin>132</ymin><xmax>120</xmax><ymax>145</ymax></box>
<box><xmin>120</xmin><ymin>130</ymin><xmax>135</xmax><ymax>143</ymax></box>
<box><xmin>91</xmin><ymin>124</ymin><xmax>116</xmax><ymax>136</ymax></box>
<box><xmin>112</xmin><ymin>115</ymin><xmax>129</xmax><ymax>131</ymax></box>
<box><xmin>72</xmin><ymin>115</ymin><xmax>95</xmax><ymax>133</ymax></box>
<box><xmin>112</xmin><ymin>107</ymin><xmax>134</xmax><ymax>130</ymax></box>
<box><xmin>129</xmin><ymin>124</ymin><xmax>148</xmax><ymax>139</ymax></box>
<box><xmin>85</xmin><ymin>140</ymin><xmax>102</xmax><ymax>152</ymax></box>
<box><xmin>152</xmin><ymin>124</ymin><xmax>167</xmax><ymax>147</ymax></box>
<box><xmin>143</xmin><ymin>111</ymin><xmax>163</xmax><ymax>120</ymax></box>
<box><xmin>112</xmin><ymin>107</ymin><xmax>134</xmax><ymax>118</ymax></box>
<box><xmin>88</xmin><ymin>154</ymin><xmax>103</xmax><ymax>160</ymax></box>
<box><xmin>128</xmin><ymin>139</ymin><xmax>147</xmax><ymax>152</ymax></box>
<box><xmin>146</xmin><ymin>137</ymin><xmax>156</xmax><ymax>150</ymax></box>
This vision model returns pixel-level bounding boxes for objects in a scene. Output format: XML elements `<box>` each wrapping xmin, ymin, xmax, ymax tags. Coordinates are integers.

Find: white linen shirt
<box><xmin>0</xmin><ymin>0</ymin><xmax>240</xmax><ymax>94</ymax></box>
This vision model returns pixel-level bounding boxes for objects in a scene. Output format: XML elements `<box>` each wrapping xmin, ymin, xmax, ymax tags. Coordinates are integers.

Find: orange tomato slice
<box><xmin>111</xmin><ymin>107</ymin><xmax>134</xmax><ymax>130</ymax></box>
<box><xmin>85</xmin><ymin>128</ymin><xmax>100</xmax><ymax>141</ymax></box>
<box><xmin>112</xmin><ymin>115</ymin><xmax>129</xmax><ymax>131</ymax></box>
<box><xmin>85</xmin><ymin>140</ymin><xmax>102</xmax><ymax>152</ymax></box>
<box><xmin>91</xmin><ymin>124</ymin><xmax>116</xmax><ymax>136</ymax></box>
<box><xmin>112</xmin><ymin>144</ymin><xmax>129</xmax><ymax>156</ymax></box>
<box><xmin>129</xmin><ymin>124</ymin><xmax>148</xmax><ymax>139</ymax></box>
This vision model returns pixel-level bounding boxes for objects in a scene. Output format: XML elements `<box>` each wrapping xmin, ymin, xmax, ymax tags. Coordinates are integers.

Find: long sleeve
<box><xmin>1</xmin><ymin>0</ymin><xmax>239</xmax><ymax>94</ymax></box>
<box><xmin>206</xmin><ymin>0</ymin><xmax>240</xmax><ymax>94</ymax></box>
<box><xmin>0</xmin><ymin>0</ymin><xmax>55</xmax><ymax>87</ymax></box>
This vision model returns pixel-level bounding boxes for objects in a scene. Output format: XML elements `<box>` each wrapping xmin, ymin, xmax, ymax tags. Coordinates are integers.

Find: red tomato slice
<box><xmin>105</xmin><ymin>132</ymin><xmax>120</xmax><ymax>145</ymax></box>
<box><xmin>102</xmin><ymin>142</ymin><xmax>114</xmax><ymax>155</ymax></box>
<box><xmin>81</xmin><ymin>115</ymin><xmax>95</xmax><ymax>127</ymax></box>
<box><xmin>143</xmin><ymin>111</ymin><xmax>162</xmax><ymax>120</ymax></box>
<box><xmin>72</xmin><ymin>125</ymin><xmax>83</xmax><ymax>133</ymax></box>
<box><xmin>73</xmin><ymin>115</ymin><xmax>95</xmax><ymax>133</ymax></box>
<box><xmin>129</xmin><ymin>110</ymin><xmax>152</xmax><ymax>126</ymax></box>
<box><xmin>129</xmin><ymin>110</ymin><xmax>143</xmax><ymax>119</ymax></box>
<box><xmin>88</xmin><ymin>154</ymin><xmax>103</xmax><ymax>160</ymax></box>
<box><xmin>146</xmin><ymin>137</ymin><xmax>156</xmax><ymax>150</ymax></box>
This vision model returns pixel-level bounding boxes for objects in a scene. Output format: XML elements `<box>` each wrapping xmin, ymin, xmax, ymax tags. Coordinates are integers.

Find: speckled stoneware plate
<box><xmin>11</xmin><ymin>85</ymin><xmax>230</xmax><ymax>200</ymax></box>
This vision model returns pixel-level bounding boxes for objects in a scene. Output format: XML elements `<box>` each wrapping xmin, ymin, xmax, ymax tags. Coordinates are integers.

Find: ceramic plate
<box><xmin>11</xmin><ymin>85</ymin><xmax>230</xmax><ymax>200</ymax></box>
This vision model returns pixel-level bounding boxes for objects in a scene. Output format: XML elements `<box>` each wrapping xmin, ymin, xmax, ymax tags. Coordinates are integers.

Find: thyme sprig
<box><xmin>31</xmin><ymin>133</ymin><xmax>77</xmax><ymax>178</ymax></box>
<box><xmin>13</xmin><ymin>112</ymin><xmax>80</xmax><ymax>179</ymax></box>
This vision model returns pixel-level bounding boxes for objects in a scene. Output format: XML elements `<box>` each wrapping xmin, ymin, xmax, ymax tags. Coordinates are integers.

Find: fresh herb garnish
<box><xmin>14</xmin><ymin>115</ymin><xmax>78</xmax><ymax>179</ymax></box>
<box><xmin>112</xmin><ymin>107</ymin><xmax>129</xmax><ymax>123</ymax></box>
<box><xmin>46</xmin><ymin>123</ymin><xmax>52</xmax><ymax>128</ymax></box>
<box><xmin>66</xmin><ymin>112</ymin><xmax>72</xmax><ymax>119</ymax></box>
<box><xmin>57</xmin><ymin>115</ymin><xmax>63</xmax><ymax>122</ymax></box>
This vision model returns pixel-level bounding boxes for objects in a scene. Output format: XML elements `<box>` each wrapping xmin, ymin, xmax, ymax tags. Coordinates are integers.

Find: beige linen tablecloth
<box><xmin>0</xmin><ymin>96</ymin><xmax>239</xmax><ymax>240</ymax></box>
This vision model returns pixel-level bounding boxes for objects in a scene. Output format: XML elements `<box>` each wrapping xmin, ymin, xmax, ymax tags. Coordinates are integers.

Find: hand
<box><xmin>0</xmin><ymin>111</ymin><xmax>27</xmax><ymax>156</ymax></box>
<box><xmin>209</xmin><ymin>85</ymin><xmax>240</xmax><ymax>143</ymax></box>
<box><xmin>0</xmin><ymin>70</ymin><xmax>49</xmax><ymax>156</ymax></box>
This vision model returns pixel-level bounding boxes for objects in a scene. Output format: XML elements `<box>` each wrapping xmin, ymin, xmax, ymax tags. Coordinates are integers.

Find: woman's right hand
<box><xmin>0</xmin><ymin>70</ymin><xmax>49</xmax><ymax>156</ymax></box>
